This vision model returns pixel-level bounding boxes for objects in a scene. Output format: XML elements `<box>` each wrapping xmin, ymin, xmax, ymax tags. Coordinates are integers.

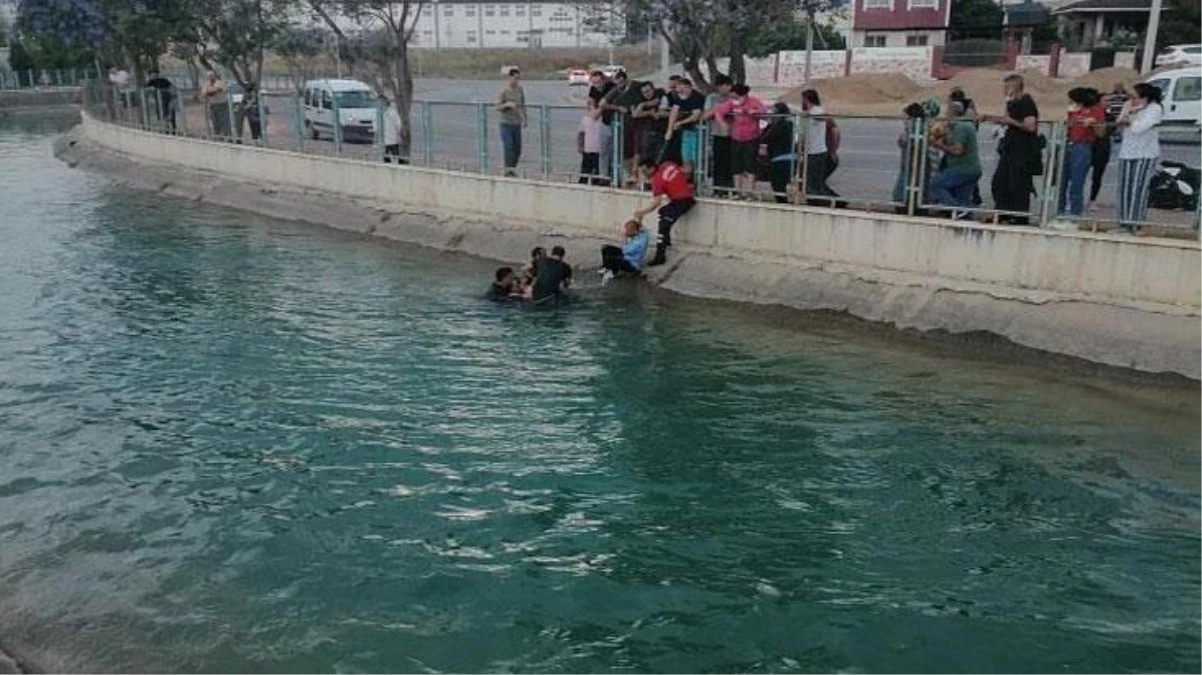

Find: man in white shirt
<box><xmin>800</xmin><ymin>88</ymin><xmax>839</xmax><ymax>205</ymax></box>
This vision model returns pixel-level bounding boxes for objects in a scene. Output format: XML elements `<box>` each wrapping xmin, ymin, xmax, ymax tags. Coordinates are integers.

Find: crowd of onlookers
<box><xmin>498</xmin><ymin>67</ymin><xmax>1173</xmax><ymax>232</ymax></box>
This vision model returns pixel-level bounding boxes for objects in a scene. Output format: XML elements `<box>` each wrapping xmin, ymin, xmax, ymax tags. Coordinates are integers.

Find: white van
<box><xmin>1145</xmin><ymin>66</ymin><xmax>1201</xmax><ymax>144</ymax></box>
<box><xmin>302</xmin><ymin>79</ymin><xmax>379</xmax><ymax>141</ymax></box>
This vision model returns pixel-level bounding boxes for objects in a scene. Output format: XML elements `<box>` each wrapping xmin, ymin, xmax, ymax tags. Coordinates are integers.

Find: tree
<box><xmin>746</xmin><ymin>19</ymin><xmax>845</xmax><ymax>59</ymax></box>
<box><xmin>1158</xmin><ymin>0</ymin><xmax>1201</xmax><ymax>50</ymax></box>
<box><xmin>270</xmin><ymin>23</ymin><xmax>327</xmax><ymax>92</ymax></box>
<box><xmin>178</xmin><ymin>1</ymin><xmax>291</xmax><ymax>89</ymax></box>
<box><xmin>948</xmin><ymin>0</ymin><xmax>1004</xmax><ymax>41</ymax></box>
<box><xmin>306</xmin><ymin>1</ymin><xmax>423</xmax><ymax>158</ymax></box>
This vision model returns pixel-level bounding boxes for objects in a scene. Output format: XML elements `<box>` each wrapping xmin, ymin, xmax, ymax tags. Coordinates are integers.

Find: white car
<box><xmin>599</xmin><ymin>64</ymin><xmax>625</xmax><ymax>79</ymax></box>
<box><xmin>567</xmin><ymin>69</ymin><xmax>589</xmax><ymax>86</ymax></box>
<box><xmin>1156</xmin><ymin>44</ymin><xmax>1202</xmax><ymax>69</ymax></box>
<box><xmin>301</xmin><ymin>79</ymin><xmax>379</xmax><ymax>142</ymax></box>
<box><xmin>1144</xmin><ymin>66</ymin><xmax>1201</xmax><ymax>144</ymax></box>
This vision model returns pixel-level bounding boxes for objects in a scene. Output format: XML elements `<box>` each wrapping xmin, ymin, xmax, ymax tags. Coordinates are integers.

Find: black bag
<box><xmin>1148</xmin><ymin>160</ymin><xmax>1200</xmax><ymax>211</ymax></box>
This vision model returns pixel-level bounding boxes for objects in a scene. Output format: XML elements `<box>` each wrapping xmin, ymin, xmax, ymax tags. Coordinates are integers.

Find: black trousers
<box><xmin>579</xmin><ymin>152</ymin><xmax>601</xmax><ymax>184</ymax></box>
<box><xmin>991</xmin><ymin>151</ymin><xmax>1036</xmax><ymax>224</ymax></box>
<box><xmin>711</xmin><ymin>136</ymin><xmax>733</xmax><ymax>195</ymax></box>
<box><xmin>804</xmin><ymin>153</ymin><xmax>839</xmax><ymax>206</ymax></box>
<box><xmin>769</xmin><ymin>161</ymin><xmax>792</xmax><ymax>204</ymax></box>
<box><xmin>601</xmin><ymin>245</ymin><xmax>641</xmax><ymax>274</ymax></box>
<box><xmin>656</xmin><ymin>198</ymin><xmax>695</xmax><ymax>247</ymax></box>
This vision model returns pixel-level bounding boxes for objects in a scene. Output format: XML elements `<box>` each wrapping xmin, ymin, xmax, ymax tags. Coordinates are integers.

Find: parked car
<box><xmin>500</xmin><ymin>64</ymin><xmax>521</xmax><ymax>76</ymax></box>
<box><xmin>1155</xmin><ymin>44</ymin><xmax>1202</xmax><ymax>69</ymax></box>
<box><xmin>599</xmin><ymin>64</ymin><xmax>625</xmax><ymax>79</ymax></box>
<box><xmin>567</xmin><ymin>69</ymin><xmax>590</xmax><ymax>86</ymax></box>
<box><xmin>1144</xmin><ymin>66</ymin><xmax>1201</xmax><ymax>145</ymax></box>
<box><xmin>301</xmin><ymin>79</ymin><xmax>379</xmax><ymax>142</ymax></box>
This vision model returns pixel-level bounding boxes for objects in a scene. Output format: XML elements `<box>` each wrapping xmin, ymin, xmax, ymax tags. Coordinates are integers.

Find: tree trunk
<box><xmin>728</xmin><ymin>29</ymin><xmax>747</xmax><ymax>85</ymax></box>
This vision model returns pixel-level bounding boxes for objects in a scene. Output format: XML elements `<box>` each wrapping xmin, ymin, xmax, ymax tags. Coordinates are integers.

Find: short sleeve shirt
<box><xmin>651</xmin><ymin>161</ymin><xmax>693</xmax><ymax>201</ymax></box>
<box><xmin>670</xmin><ymin>92</ymin><xmax>706</xmax><ymax>129</ymax></box>
<box><xmin>1003</xmin><ymin>94</ymin><xmax>1040</xmax><ymax>153</ymax></box>
<box><xmin>943</xmin><ymin>122</ymin><xmax>980</xmax><ymax>172</ymax></box>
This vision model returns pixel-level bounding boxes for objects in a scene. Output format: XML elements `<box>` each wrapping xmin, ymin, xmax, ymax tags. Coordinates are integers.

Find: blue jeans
<box><xmin>1058</xmin><ymin>142</ymin><xmax>1092</xmax><ymax>216</ymax></box>
<box><xmin>499</xmin><ymin>123</ymin><xmax>522</xmax><ymax>170</ymax></box>
<box><xmin>931</xmin><ymin>165</ymin><xmax>981</xmax><ymax>209</ymax></box>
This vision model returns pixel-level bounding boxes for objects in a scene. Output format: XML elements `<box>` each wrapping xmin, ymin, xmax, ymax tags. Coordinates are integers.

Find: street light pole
<box><xmin>1140</xmin><ymin>0</ymin><xmax>1163</xmax><ymax>74</ymax></box>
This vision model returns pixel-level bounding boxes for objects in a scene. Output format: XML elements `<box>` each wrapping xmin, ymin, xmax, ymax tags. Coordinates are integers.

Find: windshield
<box><xmin>334</xmin><ymin>90</ymin><xmax>377</xmax><ymax>108</ymax></box>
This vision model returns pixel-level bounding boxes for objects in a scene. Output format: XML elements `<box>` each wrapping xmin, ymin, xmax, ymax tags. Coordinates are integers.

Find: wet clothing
<box><xmin>531</xmin><ymin>258</ymin><xmax>572</xmax><ymax>302</ymax></box>
<box><xmin>602</xmin><ymin>229</ymin><xmax>649</xmax><ymax>275</ymax></box>
<box><xmin>488</xmin><ymin>282</ymin><xmax>518</xmax><ymax>301</ymax></box>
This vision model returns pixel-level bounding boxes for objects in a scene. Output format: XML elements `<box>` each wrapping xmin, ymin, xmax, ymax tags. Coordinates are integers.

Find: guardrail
<box><xmin>81</xmin><ymin>83</ymin><xmax>1201</xmax><ymax>238</ymax></box>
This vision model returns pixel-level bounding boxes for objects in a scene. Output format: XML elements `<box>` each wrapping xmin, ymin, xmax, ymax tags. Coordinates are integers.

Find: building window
<box><xmin>532</xmin><ymin>7</ymin><xmax>541</xmax><ymax>17</ymax></box>
<box><xmin>443</xmin><ymin>6</ymin><xmax>453</xmax><ymax>16</ymax></box>
<box><xmin>466</xmin><ymin>8</ymin><xmax>475</xmax><ymax>17</ymax></box>
<box><xmin>485</xmin><ymin>5</ymin><xmax>495</xmax><ymax>17</ymax></box>
<box><xmin>906</xmin><ymin>34</ymin><xmax>929</xmax><ymax>47</ymax></box>
<box><xmin>864</xmin><ymin>0</ymin><xmax>891</xmax><ymax>8</ymax></box>
<box><xmin>865</xmin><ymin>34</ymin><xmax>887</xmax><ymax>48</ymax></box>
<box><xmin>467</xmin><ymin>32</ymin><xmax>477</xmax><ymax>43</ymax></box>
<box><xmin>500</xmin><ymin>5</ymin><xmax>509</xmax><ymax>17</ymax></box>
<box><xmin>908</xmin><ymin>0</ymin><xmax>937</xmax><ymax>7</ymax></box>
<box><xmin>486</xmin><ymin>29</ymin><xmax>497</xmax><ymax>35</ymax></box>
<box><xmin>516</xmin><ymin>6</ymin><xmax>525</xmax><ymax>16</ymax></box>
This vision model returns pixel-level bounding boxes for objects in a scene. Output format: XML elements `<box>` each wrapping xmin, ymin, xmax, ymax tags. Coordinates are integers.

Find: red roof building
<box><xmin>851</xmin><ymin>0</ymin><xmax>953</xmax><ymax>48</ymax></box>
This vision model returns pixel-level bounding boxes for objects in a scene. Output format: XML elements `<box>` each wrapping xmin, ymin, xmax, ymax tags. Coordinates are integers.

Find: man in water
<box><xmin>633</xmin><ymin>155</ymin><xmax>695</xmax><ymax>267</ymax></box>
<box><xmin>600</xmin><ymin>220</ymin><xmax>650</xmax><ymax>284</ymax></box>
<box><xmin>528</xmin><ymin>247</ymin><xmax>572</xmax><ymax>304</ymax></box>
<box><xmin>520</xmin><ymin>247</ymin><xmax>545</xmax><ymax>288</ymax></box>
<box><xmin>487</xmin><ymin>267</ymin><xmax>521</xmax><ymax>301</ymax></box>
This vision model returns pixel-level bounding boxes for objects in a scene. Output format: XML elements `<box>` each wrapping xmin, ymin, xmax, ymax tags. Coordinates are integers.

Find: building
<box><xmin>1051</xmin><ymin>0</ymin><xmax>1154</xmax><ymax>50</ymax></box>
<box><xmin>407</xmin><ymin>1</ymin><xmax>626</xmax><ymax>50</ymax></box>
<box><xmin>850</xmin><ymin>0</ymin><xmax>952</xmax><ymax>49</ymax></box>
<box><xmin>0</xmin><ymin>0</ymin><xmax>18</xmax><ymax>24</ymax></box>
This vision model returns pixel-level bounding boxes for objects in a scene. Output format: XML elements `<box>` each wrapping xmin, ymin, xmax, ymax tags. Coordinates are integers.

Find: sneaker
<box><xmin>600</xmin><ymin>269</ymin><xmax>615</xmax><ymax>286</ymax></box>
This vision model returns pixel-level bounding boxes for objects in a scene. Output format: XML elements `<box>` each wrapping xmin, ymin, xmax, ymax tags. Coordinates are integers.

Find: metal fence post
<box><xmin>476</xmin><ymin>102</ymin><xmax>489</xmax><ymax>172</ymax></box>
<box><xmin>1038</xmin><ymin>122</ymin><xmax>1064</xmax><ymax>228</ymax></box>
<box><xmin>539</xmin><ymin>104</ymin><xmax>551</xmax><ymax>178</ymax></box>
<box><xmin>798</xmin><ymin>114</ymin><xmax>811</xmax><ymax>206</ymax></box>
<box><xmin>374</xmin><ymin>98</ymin><xmax>385</xmax><ymax>162</ymax></box>
<box><xmin>257</xmin><ymin>90</ymin><xmax>268</xmax><ymax>147</ymax></box>
<box><xmin>905</xmin><ymin>117</ymin><xmax>923</xmax><ymax>216</ymax></box>
<box><xmin>226</xmin><ymin>90</ymin><xmax>237</xmax><ymax>143</ymax></box>
<box><xmin>289</xmin><ymin>91</ymin><xmax>304</xmax><ymax>152</ymax></box>
<box><xmin>695</xmin><ymin>120</ymin><xmax>709</xmax><ymax>194</ymax></box>
<box><xmin>612</xmin><ymin>115</ymin><xmax>625</xmax><ymax>187</ymax></box>
<box><xmin>420</xmin><ymin>101</ymin><xmax>433</xmax><ymax>165</ymax></box>
<box><xmin>178</xmin><ymin>89</ymin><xmax>190</xmax><ymax>137</ymax></box>
<box><xmin>332</xmin><ymin>91</ymin><xmax>343</xmax><ymax>155</ymax></box>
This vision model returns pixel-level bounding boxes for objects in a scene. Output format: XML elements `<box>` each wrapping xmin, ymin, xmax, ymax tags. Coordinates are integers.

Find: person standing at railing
<box><xmin>703</xmin><ymin>74</ymin><xmax>735</xmax><ymax>197</ymax></box>
<box><xmin>145</xmin><ymin>69</ymin><xmax>176</xmax><ymax>132</ymax></box>
<box><xmin>711</xmin><ymin>84</ymin><xmax>766</xmax><ymax>199</ymax></box>
<box><xmin>665</xmin><ymin>78</ymin><xmax>706</xmax><ymax>177</ymax></box>
<box><xmin>201</xmin><ymin>71</ymin><xmax>231</xmax><ymax>139</ymax></box>
<box><xmin>799</xmin><ymin>89</ymin><xmax>839</xmax><ymax>206</ymax></box>
<box><xmin>1058</xmin><ymin>87</ymin><xmax>1106</xmax><ymax>218</ymax></box>
<box><xmin>980</xmin><ymin>74</ymin><xmax>1040</xmax><ymax>225</ymax></box>
<box><xmin>239</xmin><ymin>83</ymin><xmax>266</xmax><ymax>144</ymax></box>
<box><xmin>588</xmin><ymin>71</ymin><xmax>616</xmax><ymax>181</ymax></box>
<box><xmin>630</xmin><ymin>81</ymin><xmax>667</xmax><ymax>170</ymax></box>
<box><xmin>758</xmin><ymin>102</ymin><xmax>797</xmax><ymax>204</ymax></box>
<box><xmin>929</xmin><ymin>101</ymin><xmax>982</xmax><ymax>220</ymax></box>
<box><xmin>1089</xmin><ymin>85</ymin><xmax>1124</xmax><ymax>214</ymax></box>
<box><xmin>1115</xmin><ymin>83</ymin><xmax>1164</xmax><ymax>234</ymax></box>
<box><xmin>497</xmin><ymin>68</ymin><xmax>527</xmax><ymax>177</ymax></box>
<box><xmin>382</xmin><ymin>96</ymin><xmax>404</xmax><ymax>164</ymax></box>
<box><xmin>602</xmin><ymin>71</ymin><xmax>642</xmax><ymax>183</ymax></box>
<box><xmin>578</xmin><ymin>98</ymin><xmax>606</xmax><ymax>185</ymax></box>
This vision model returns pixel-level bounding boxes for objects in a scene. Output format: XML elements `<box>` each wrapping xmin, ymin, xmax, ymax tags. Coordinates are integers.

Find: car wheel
<box><xmin>306</xmin><ymin>121</ymin><xmax>319</xmax><ymax>140</ymax></box>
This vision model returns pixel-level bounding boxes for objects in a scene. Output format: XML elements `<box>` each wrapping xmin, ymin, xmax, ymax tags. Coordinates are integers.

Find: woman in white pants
<box><xmin>1115</xmin><ymin>82</ymin><xmax>1164</xmax><ymax>233</ymax></box>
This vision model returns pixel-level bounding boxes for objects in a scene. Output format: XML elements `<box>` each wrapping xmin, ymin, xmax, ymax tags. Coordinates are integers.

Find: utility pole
<box><xmin>803</xmin><ymin>11</ymin><xmax>815</xmax><ymax>86</ymax></box>
<box><xmin>1140</xmin><ymin>0</ymin><xmax>1163</xmax><ymax>74</ymax></box>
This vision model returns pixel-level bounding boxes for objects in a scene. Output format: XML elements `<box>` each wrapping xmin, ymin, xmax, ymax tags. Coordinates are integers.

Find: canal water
<box><xmin>1</xmin><ymin>115</ymin><xmax>1199</xmax><ymax>673</ymax></box>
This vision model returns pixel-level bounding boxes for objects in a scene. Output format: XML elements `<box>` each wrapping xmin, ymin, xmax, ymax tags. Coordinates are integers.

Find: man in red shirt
<box><xmin>633</xmin><ymin>156</ymin><xmax>696</xmax><ymax>266</ymax></box>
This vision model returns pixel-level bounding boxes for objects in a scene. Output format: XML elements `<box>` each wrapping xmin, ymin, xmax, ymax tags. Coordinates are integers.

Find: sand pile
<box><xmin>1072</xmin><ymin>66</ymin><xmax>1140</xmax><ymax>91</ymax></box>
<box><xmin>780</xmin><ymin>72</ymin><xmax>923</xmax><ymax>107</ymax></box>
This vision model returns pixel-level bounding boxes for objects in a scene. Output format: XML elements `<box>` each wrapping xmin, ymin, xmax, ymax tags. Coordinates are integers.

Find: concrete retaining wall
<box><xmin>73</xmin><ymin>113</ymin><xmax>1202</xmax><ymax>378</ymax></box>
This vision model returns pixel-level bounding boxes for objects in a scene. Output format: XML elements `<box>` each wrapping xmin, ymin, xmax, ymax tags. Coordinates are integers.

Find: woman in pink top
<box><xmin>713</xmin><ymin>84</ymin><xmax>766</xmax><ymax>197</ymax></box>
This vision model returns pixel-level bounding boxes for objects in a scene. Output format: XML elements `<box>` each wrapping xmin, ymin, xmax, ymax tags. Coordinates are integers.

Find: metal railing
<box><xmin>0</xmin><ymin>68</ymin><xmax>102</xmax><ymax>90</ymax></box>
<box><xmin>80</xmin><ymin>83</ymin><xmax>1201</xmax><ymax>238</ymax></box>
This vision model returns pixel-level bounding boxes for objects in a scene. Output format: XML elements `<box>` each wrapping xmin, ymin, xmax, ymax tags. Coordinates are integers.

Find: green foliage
<box><xmin>949</xmin><ymin>0</ymin><xmax>1004</xmax><ymax>40</ymax></box>
<box><xmin>746</xmin><ymin>19</ymin><xmax>846</xmax><ymax>59</ymax></box>
<box><xmin>1159</xmin><ymin>0</ymin><xmax>1202</xmax><ymax>50</ymax></box>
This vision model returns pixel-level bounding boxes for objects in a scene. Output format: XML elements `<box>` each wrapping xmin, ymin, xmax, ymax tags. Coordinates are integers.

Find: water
<box><xmin>1</xmin><ymin>115</ymin><xmax>1199</xmax><ymax>674</ymax></box>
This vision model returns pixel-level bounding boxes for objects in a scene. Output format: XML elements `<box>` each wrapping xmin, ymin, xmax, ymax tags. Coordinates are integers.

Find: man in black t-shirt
<box><xmin>145</xmin><ymin>68</ymin><xmax>176</xmax><ymax>131</ymax></box>
<box><xmin>665</xmin><ymin>78</ymin><xmax>706</xmax><ymax>170</ymax></box>
<box><xmin>529</xmin><ymin>246</ymin><xmax>572</xmax><ymax>304</ymax></box>
<box><xmin>981</xmin><ymin>74</ymin><xmax>1040</xmax><ymax>225</ymax></box>
<box><xmin>631</xmin><ymin>81</ymin><xmax>668</xmax><ymax>164</ymax></box>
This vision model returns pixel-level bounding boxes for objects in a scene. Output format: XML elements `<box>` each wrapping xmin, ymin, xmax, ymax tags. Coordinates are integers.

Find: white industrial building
<box><xmin>407</xmin><ymin>1</ymin><xmax>626</xmax><ymax>49</ymax></box>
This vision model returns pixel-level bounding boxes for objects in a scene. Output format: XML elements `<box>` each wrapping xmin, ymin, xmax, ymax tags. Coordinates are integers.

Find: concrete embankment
<box><xmin>0</xmin><ymin>89</ymin><xmax>81</xmax><ymax>112</ymax></box>
<box><xmin>58</xmin><ymin>113</ymin><xmax>1202</xmax><ymax>379</ymax></box>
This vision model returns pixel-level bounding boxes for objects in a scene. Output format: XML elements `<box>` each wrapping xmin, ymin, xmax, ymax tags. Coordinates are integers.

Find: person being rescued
<box><xmin>487</xmin><ymin>266</ymin><xmax>524</xmax><ymax>302</ymax></box>
<box><xmin>520</xmin><ymin>247</ymin><xmax>545</xmax><ymax>289</ymax></box>
<box><xmin>632</xmin><ymin>155</ymin><xmax>695</xmax><ymax>267</ymax></box>
<box><xmin>526</xmin><ymin>245</ymin><xmax>573</xmax><ymax>304</ymax></box>
<box><xmin>599</xmin><ymin>220</ymin><xmax>650</xmax><ymax>285</ymax></box>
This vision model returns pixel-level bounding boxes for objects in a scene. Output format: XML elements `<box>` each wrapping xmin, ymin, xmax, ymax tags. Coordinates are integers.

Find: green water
<box><xmin>1</xmin><ymin>116</ymin><xmax>1199</xmax><ymax>673</ymax></box>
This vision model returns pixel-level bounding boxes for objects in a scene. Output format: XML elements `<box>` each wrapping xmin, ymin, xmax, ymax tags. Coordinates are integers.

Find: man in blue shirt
<box><xmin>599</xmin><ymin>220</ymin><xmax>649</xmax><ymax>284</ymax></box>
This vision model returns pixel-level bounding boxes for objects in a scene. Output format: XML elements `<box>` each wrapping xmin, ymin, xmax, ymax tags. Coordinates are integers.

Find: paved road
<box><xmin>158</xmin><ymin>78</ymin><xmax>1197</xmax><ymax>229</ymax></box>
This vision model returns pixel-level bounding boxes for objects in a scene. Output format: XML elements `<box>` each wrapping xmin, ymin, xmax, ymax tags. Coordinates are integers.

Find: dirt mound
<box><xmin>1071</xmin><ymin>66</ymin><xmax>1140</xmax><ymax>91</ymax></box>
<box><xmin>780</xmin><ymin>72</ymin><xmax>923</xmax><ymax>107</ymax></box>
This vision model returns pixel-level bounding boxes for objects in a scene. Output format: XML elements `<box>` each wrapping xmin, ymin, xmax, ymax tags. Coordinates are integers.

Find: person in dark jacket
<box><xmin>981</xmin><ymin>74</ymin><xmax>1041</xmax><ymax>225</ymax></box>
<box><xmin>758</xmin><ymin>102</ymin><xmax>796</xmax><ymax>204</ymax></box>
